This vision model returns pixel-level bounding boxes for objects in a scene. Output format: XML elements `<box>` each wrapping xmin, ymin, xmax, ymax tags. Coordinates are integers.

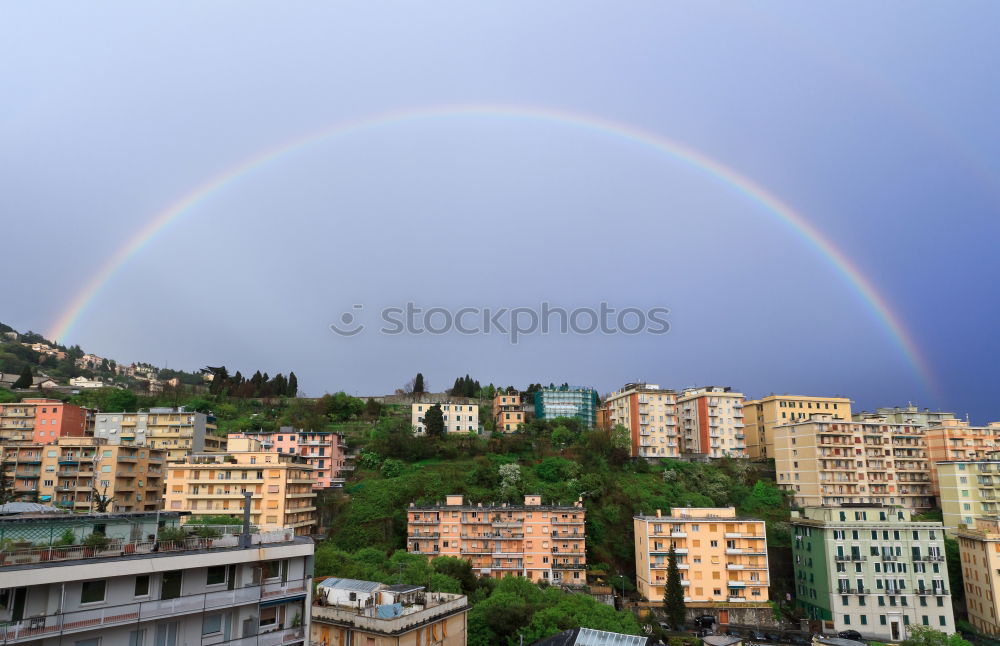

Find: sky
<box><xmin>2</xmin><ymin>2</ymin><xmax>999</xmax><ymax>420</ymax></box>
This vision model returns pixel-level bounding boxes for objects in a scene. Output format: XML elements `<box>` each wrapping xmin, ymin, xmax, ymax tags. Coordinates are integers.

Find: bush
<box><xmin>83</xmin><ymin>532</ymin><xmax>109</xmax><ymax>549</ymax></box>
<box><xmin>158</xmin><ymin>526</ymin><xmax>188</xmax><ymax>542</ymax></box>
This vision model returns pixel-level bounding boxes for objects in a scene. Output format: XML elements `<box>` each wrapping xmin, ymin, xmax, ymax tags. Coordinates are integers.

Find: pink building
<box><xmin>227</xmin><ymin>426</ymin><xmax>350</xmax><ymax>488</ymax></box>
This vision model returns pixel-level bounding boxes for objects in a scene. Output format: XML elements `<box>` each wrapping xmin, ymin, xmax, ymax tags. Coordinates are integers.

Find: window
<box><xmin>259</xmin><ymin>607</ymin><xmax>278</xmax><ymax>626</ymax></box>
<box><xmin>161</xmin><ymin>571</ymin><xmax>183</xmax><ymax>600</ymax></box>
<box><xmin>202</xmin><ymin>614</ymin><xmax>223</xmax><ymax>636</ymax></box>
<box><xmin>81</xmin><ymin>580</ymin><xmax>106</xmax><ymax>604</ymax></box>
<box><xmin>129</xmin><ymin>630</ymin><xmax>146</xmax><ymax>646</ymax></box>
<box><xmin>135</xmin><ymin>575</ymin><xmax>150</xmax><ymax>597</ymax></box>
<box><xmin>206</xmin><ymin>566</ymin><xmax>227</xmax><ymax>585</ymax></box>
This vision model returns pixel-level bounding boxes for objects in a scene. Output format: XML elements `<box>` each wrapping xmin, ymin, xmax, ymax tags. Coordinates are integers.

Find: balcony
<box><xmin>835</xmin><ymin>555</ymin><xmax>866</xmax><ymax>562</ymax></box>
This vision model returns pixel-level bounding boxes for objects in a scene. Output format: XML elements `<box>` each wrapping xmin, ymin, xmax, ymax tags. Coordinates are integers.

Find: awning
<box><xmin>259</xmin><ymin>595</ymin><xmax>305</xmax><ymax>608</ymax></box>
<box><xmin>39</xmin><ymin>495</ymin><xmax>52</xmax><ymax>501</ymax></box>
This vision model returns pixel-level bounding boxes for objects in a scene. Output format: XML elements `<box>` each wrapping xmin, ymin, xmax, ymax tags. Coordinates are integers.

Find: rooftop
<box><xmin>312</xmin><ymin>587</ymin><xmax>467</xmax><ymax>636</ymax></box>
<box><xmin>530</xmin><ymin>627</ymin><xmax>652</xmax><ymax>646</ymax></box>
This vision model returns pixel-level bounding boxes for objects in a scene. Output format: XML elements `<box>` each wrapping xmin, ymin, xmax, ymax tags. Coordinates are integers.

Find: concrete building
<box><xmin>410</xmin><ymin>403</ymin><xmax>479</xmax><ymax>435</ymax></box>
<box><xmin>312</xmin><ymin>578</ymin><xmax>468</xmax><ymax>646</ymax></box>
<box><xmin>534</xmin><ymin>387</ymin><xmax>599</xmax><ymax>428</ymax></box>
<box><xmin>605</xmin><ymin>383</ymin><xmax>679</xmax><ymax>459</ymax></box>
<box><xmin>0</xmin><ymin>398</ymin><xmax>89</xmax><ymax>444</ymax></box>
<box><xmin>227</xmin><ymin>428</ymin><xmax>350</xmax><ymax>489</ymax></box>
<box><xmin>407</xmin><ymin>494</ymin><xmax>586</xmax><ymax>585</ymax></box>
<box><xmin>68</xmin><ymin>376</ymin><xmax>106</xmax><ymax>389</ymax></box>
<box><xmin>493</xmin><ymin>391</ymin><xmax>524</xmax><ymax>433</ymax></box>
<box><xmin>93</xmin><ymin>407</ymin><xmax>224</xmax><ymax>461</ymax></box>
<box><xmin>743</xmin><ymin>395</ymin><xmax>852</xmax><ymax>459</ymax></box>
<box><xmin>936</xmin><ymin>460</ymin><xmax>1000</xmax><ymax>532</ymax></box>
<box><xmin>774</xmin><ymin>415</ymin><xmax>934</xmax><ymax>511</ymax></box>
<box><xmin>633</xmin><ymin>507</ymin><xmax>770</xmax><ymax>610</ymax></box>
<box><xmin>0</xmin><ymin>511</ymin><xmax>312</xmax><ymax>646</ymax></box>
<box><xmin>0</xmin><ymin>437</ymin><xmax>165</xmax><ymax>512</ymax></box>
<box><xmin>677</xmin><ymin>387</ymin><xmax>747</xmax><ymax>458</ymax></box>
<box><xmin>956</xmin><ymin>517</ymin><xmax>1000</xmax><ymax>635</ymax></box>
<box><xmin>852</xmin><ymin>405</ymin><xmax>957</xmax><ymax>428</ymax></box>
<box><xmin>791</xmin><ymin>506</ymin><xmax>954</xmax><ymax>640</ymax></box>
<box><xmin>164</xmin><ymin>437</ymin><xmax>317</xmax><ymax>535</ymax></box>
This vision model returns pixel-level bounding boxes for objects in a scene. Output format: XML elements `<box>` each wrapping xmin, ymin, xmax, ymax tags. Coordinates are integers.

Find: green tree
<box><xmin>12</xmin><ymin>364</ymin><xmax>32</xmax><ymax>389</ymax></box>
<box><xmin>901</xmin><ymin>626</ymin><xmax>973</xmax><ymax>646</ymax></box>
<box><xmin>664</xmin><ymin>546</ymin><xmax>686</xmax><ymax>629</ymax></box>
<box><xmin>431</xmin><ymin>556</ymin><xmax>478</xmax><ymax>594</ymax></box>
<box><xmin>413</xmin><ymin>373</ymin><xmax>425</xmax><ymax>394</ymax></box>
<box><xmin>610</xmin><ymin>424</ymin><xmax>631</xmax><ymax>450</ymax></box>
<box><xmin>0</xmin><ymin>467</ymin><xmax>14</xmax><ymax>504</ymax></box>
<box><xmin>363</xmin><ymin>398</ymin><xmax>383</xmax><ymax>420</ymax></box>
<box><xmin>944</xmin><ymin>537</ymin><xmax>964</xmax><ymax>603</ymax></box>
<box><xmin>424</xmin><ymin>404</ymin><xmax>445</xmax><ymax>437</ymax></box>
<box><xmin>287</xmin><ymin>372</ymin><xmax>298</xmax><ymax>397</ymax></box>
<box><xmin>0</xmin><ymin>388</ymin><xmax>17</xmax><ymax>403</ymax></box>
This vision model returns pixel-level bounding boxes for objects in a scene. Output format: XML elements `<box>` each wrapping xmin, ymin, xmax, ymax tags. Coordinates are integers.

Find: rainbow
<box><xmin>47</xmin><ymin>103</ymin><xmax>936</xmax><ymax>390</ymax></box>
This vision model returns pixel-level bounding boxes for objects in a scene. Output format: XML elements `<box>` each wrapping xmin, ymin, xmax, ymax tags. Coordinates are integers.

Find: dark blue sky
<box><xmin>2</xmin><ymin>2</ymin><xmax>998</xmax><ymax>420</ymax></box>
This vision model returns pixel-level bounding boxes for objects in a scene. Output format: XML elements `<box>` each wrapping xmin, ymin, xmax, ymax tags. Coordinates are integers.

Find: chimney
<box><xmin>656</xmin><ymin>509</ymin><xmax>662</xmax><ymax>518</ymax></box>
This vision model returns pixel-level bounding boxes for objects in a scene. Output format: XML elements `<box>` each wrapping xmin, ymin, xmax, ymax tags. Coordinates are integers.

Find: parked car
<box><xmin>694</xmin><ymin>615</ymin><xmax>716</xmax><ymax>628</ymax></box>
<box><xmin>764</xmin><ymin>632</ymin><xmax>784</xmax><ymax>643</ymax></box>
<box><xmin>785</xmin><ymin>633</ymin><xmax>811</xmax><ymax>645</ymax></box>
<box><xmin>747</xmin><ymin>630</ymin><xmax>766</xmax><ymax>641</ymax></box>
<box><xmin>838</xmin><ymin>630</ymin><xmax>864</xmax><ymax>641</ymax></box>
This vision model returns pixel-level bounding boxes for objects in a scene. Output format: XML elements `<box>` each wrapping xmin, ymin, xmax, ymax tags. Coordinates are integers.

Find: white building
<box><xmin>69</xmin><ymin>376</ymin><xmax>106</xmax><ymax>389</ymax></box>
<box><xmin>410</xmin><ymin>403</ymin><xmax>479</xmax><ymax>435</ymax></box>
<box><xmin>0</xmin><ymin>511</ymin><xmax>313</xmax><ymax>646</ymax></box>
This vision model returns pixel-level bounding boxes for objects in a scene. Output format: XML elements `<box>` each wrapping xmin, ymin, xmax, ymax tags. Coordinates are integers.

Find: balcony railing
<box><xmin>0</xmin><ymin>579</ymin><xmax>307</xmax><ymax>644</ymax></box>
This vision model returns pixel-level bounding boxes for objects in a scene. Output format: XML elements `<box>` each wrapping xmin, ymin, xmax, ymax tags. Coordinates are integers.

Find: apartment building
<box><xmin>493</xmin><ymin>391</ymin><xmax>524</xmax><ymax>432</ymax></box>
<box><xmin>410</xmin><ymin>403</ymin><xmax>479</xmax><ymax>435</ymax></box>
<box><xmin>0</xmin><ymin>511</ymin><xmax>312</xmax><ymax>646</ymax></box>
<box><xmin>407</xmin><ymin>494</ymin><xmax>586</xmax><ymax>585</ymax></box>
<box><xmin>677</xmin><ymin>387</ymin><xmax>747</xmax><ymax>458</ymax></box>
<box><xmin>774</xmin><ymin>415</ymin><xmax>934</xmax><ymax>511</ymax></box>
<box><xmin>312</xmin><ymin>578</ymin><xmax>468</xmax><ymax>646</ymax></box>
<box><xmin>791</xmin><ymin>506</ymin><xmax>954</xmax><ymax>641</ymax></box>
<box><xmin>0</xmin><ymin>398</ymin><xmax>89</xmax><ymax>444</ymax></box>
<box><xmin>534</xmin><ymin>387</ymin><xmax>599</xmax><ymax>428</ymax></box>
<box><xmin>956</xmin><ymin>517</ymin><xmax>1000</xmax><ymax>635</ymax></box>
<box><xmin>164</xmin><ymin>437</ymin><xmax>317</xmax><ymax>535</ymax></box>
<box><xmin>228</xmin><ymin>428</ymin><xmax>350</xmax><ymax>488</ymax></box>
<box><xmin>633</xmin><ymin>507</ymin><xmax>769</xmax><ymax>609</ymax></box>
<box><xmin>605</xmin><ymin>383</ymin><xmax>679</xmax><ymax>459</ymax></box>
<box><xmin>852</xmin><ymin>405</ymin><xmax>957</xmax><ymax>427</ymax></box>
<box><xmin>743</xmin><ymin>395</ymin><xmax>852</xmax><ymax>458</ymax></box>
<box><xmin>93</xmin><ymin>407</ymin><xmax>224</xmax><ymax>461</ymax></box>
<box><xmin>936</xmin><ymin>461</ymin><xmax>1000</xmax><ymax>533</ymax></box>
<box><xmin>0</xmin><ymin>437</ymin><xmax>165</xmax><ymax>512</ymax></box>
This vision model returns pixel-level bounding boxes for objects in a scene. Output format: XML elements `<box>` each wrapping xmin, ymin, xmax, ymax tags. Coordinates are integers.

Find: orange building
<box><xmin>0</xmin><ymin>398</ymin><xmax>89</xmax><ymax>444</ymax></box>
<box><xmin>407</xmin><ymin>494</ymin><xmax>586</xmax><ymax>586</ymax></box>
<box><xmin>924</xmin><ymin>418</ymin><xmax>1000</xmax><ymax>493</ymax></box>
<box><xmin>605</xmin><ymin>383</ymin><xmax>680</xmax><ymax>459</ymax></box>
<box><xmin>493</xmin><ymin>391</ymin><xmax>524</xmax><ymax>433</ymax></box>
<box><xmin>634</xmin><ymin>507</ymin><xmax>770</xmax><ymax>606</ymax></box>
<box><xmin>677</xmin><ymin>387</ymin><xmax>747</xmax><ymax>458</ymax></box>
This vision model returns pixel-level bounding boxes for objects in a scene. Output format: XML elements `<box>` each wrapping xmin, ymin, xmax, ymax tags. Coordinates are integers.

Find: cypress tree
<box><xmin>664</xmin><ymin>545</ymin><xmax>687</xmax><ymax>629</ymax></box>
<box><xmin>12</xmin><ymin>365</ymin><xmax>32</xmax><ymax>389</ymax></box>
<box><xmin>288</xmin><ymin>373</ymin><xmax>298</xmax><ymax>397</ymax></box>
<box><xmin>413</xmin><ymin>373</ymin><xmax>425</xmax><ymax>394</ymax></box>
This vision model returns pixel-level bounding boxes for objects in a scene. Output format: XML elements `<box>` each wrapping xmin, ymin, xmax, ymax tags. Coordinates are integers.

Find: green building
<box><xmin>791</xmin><ymin>505</ymin><xmax>954</xmax><ymax>641</ymax></box>
<box><xmin>534</xmin><ymin>387</ymin><xmax>598</xmax><ymax>427</ymax></box>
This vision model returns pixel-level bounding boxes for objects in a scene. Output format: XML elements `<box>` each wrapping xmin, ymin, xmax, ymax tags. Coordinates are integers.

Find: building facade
<box><xmin>312</xmin><ymin>578</ymin><xmax>468</xmax><ymax>646</ymax></box>
<box><xmin>93</xmin><ymin>407</ymin><xmax>224</xmax><ymax>461</ymax></box>
<box><xmin>407</xmin><ymin>494</ymin><xmax>586</xmax><ymax>585</ymax></box>
<box><xmin>0</xmin><ymin>437</ymin><xmax>166</xmax><ymax>512</ymax></box>
<box><xmin>677</xmin><ymin>387</ymin><xmax>747</xmax><ymax>458</ymax></box>
<box><xmin>605</xmin><ymin>384</ymin><xmax>679</xmax><ymax>459</ymax></box>
<box><xmin>164</xmin><ymin>437</ymin><xmax>317</xmax><ymax>535</ymax></box>
<box><xmin>633</xmin><ymin>508</ymin><xmax>769</xmax><ymax>605</ymax></box>
<box><xmin>774</xmin><ymin>415</ymin><xmax>934</xmax><ymax>511</ymax></box>
<box><xmin>0</xmin><ymin>398</ymin><xmax>89</xmax><ymax>444</ymax></box>
<box><xmin>410</xmin><ymin>403</ymin><xmax>479</xmax><ymax>435</ymax></box>
<box><xmin>493</xmin><ymin>391</ymin><xmax>524</xmax><ymax>433</ymax></box>
<box><xmin>936</xmin><ymin>461</ymin><xmax>1000</xmax><ymax>533</ymax></box>
<box><xmin>791</xmin><ymin>506</ymin><xmax>954</xmax><ymax>640</ymax></box>
<box><xmin>956</xmin><ymin>517</ymin><xmax>1000</xmax><ymax>635</ymax></box>
<box><xmin>852</xmin><ymin>406</ymin><xmax>957</xmax><ymax>427</ymax></box>
<box><xmin>743</xmin><ymin>395</ymin><xmax>852</xmax><ymax>459</ymax></box>
<box><xmin>0</xmin><ymin>511</ymin><xmax>312</xmax><ymax>646</ymax></box>
<box><xmin>227</xmin><ymin>428</ymin><xmax>349</xmax><ymax>488</ymax></box>
<box><xmin>534</xmin><ymin>387</ymin><xmax>598</xmax><ymax>428</ymax></box>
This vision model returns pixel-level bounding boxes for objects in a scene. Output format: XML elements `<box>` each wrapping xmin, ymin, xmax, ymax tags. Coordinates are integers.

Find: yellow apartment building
<box><xmin>93</xmin><ymin>407</ymin><xmax>225</xmax><ymax>461</ymax></box>
<box><xmin>743</xmin><ymin>395</ymin><xmax>852</xmax><ymax>458</ymax></box>
<box><xmin>937</xmin><ymin>461</ymin><xmax>1000</xmax><ymax>533</ymax></box>
<box><xmin>164</xmin><ymin>437</ymin><xmax>317</xmax><ymax>535</ymax></box>
<box><xmin>407</xmin><ymin>494</ymin><xmax>586</xmax><ymax>585</ymax></box>
<box><xmin>605</xmin><ymin>383</ymin><xmax>679</xmax><ymax>459</ymax></box>
<box><xmin>634</xmin><ymin>507</ymin><xmax>769</xmax><ymax>609</ymax></box>
<box><xmin>0</xmin><ymin>437</ymin><xmax>165</xmax><ymax>512</ymax></box>
<box><xmin>493</xmin><ymin>391</ymin><xmax>524</xmax><ymax>433</ymax></box>
<box><xmin>677</xmin><ymin>387</ymin><xmax>747</xmax><ymax>458</ymax></box>
<box><xmin>411</xmin><ymin>403</ymin><xmax>480</xmax><ymax>435</ymax></box>
<box><xmin>957</xmin><ymin>517</ymin><xmax>1000</xmax><ymax>635</ymax></box>
<box><xmin>774</xmin><ymin>415</ymin><xmax>934</xmax><ymax>510</ymax></box>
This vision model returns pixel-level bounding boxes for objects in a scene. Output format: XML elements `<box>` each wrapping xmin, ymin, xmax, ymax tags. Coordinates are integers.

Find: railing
<box><xmin>312</xmin><ymin>595</ymin><xmax>468</xmax><ymax>635</ymax></box>
<box><xmin>0</xmin><ymin>580</ymin><xmax>308</xmax><ymax>644</ymax></box>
